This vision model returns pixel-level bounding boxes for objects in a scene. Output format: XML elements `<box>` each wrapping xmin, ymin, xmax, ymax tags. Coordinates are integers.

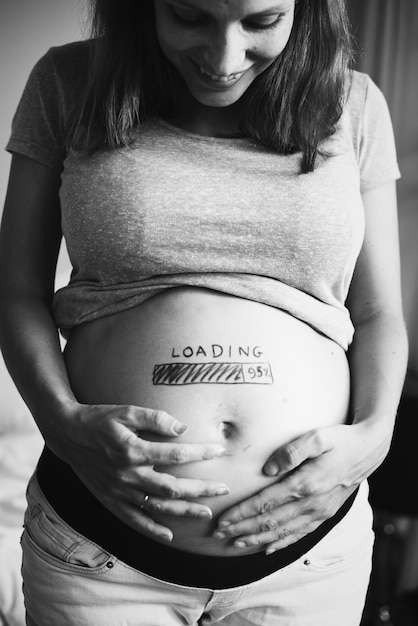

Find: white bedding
<box><xmin>0</xmin><ymin>356</ymin><xmax>43</xmax><ymax>626</ymax></box>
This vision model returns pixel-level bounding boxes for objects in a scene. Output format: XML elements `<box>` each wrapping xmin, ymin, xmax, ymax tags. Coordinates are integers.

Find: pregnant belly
<box><xmin>64</xmin><ymin>288</ymin><xmax>351</xmax><ymax>555</ymax></box>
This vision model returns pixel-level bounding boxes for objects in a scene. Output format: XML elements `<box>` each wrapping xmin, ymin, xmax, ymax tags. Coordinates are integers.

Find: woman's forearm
<box><xmin>348</xmin><ymin>310</ymin><xmax>408</xmax><ymax>468</ymax></box>
<box><xmin>0</xmin><ymin>290</ymin><xmax>77</xmax><ymax>457</ymax></box>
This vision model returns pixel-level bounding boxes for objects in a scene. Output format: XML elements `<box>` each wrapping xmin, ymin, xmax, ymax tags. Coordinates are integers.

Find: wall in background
<box><xmin>349</xmin><ymin>0</ymin><xmax>418</xmax><ymax>383</ymax></box>
<box><xmin>0</xmin><ymin>0</ymin><xmax>87</xmax><ymax>427</ymax></box>
<box><xmin>0</xmin><ymin>0</ymin><xmax>87</xmax><ymax>212</ymax></box>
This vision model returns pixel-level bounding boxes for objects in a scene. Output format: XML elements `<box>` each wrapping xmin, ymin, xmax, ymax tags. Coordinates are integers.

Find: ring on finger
<box><xmin>140</xmin><ymin>493</ymin><xmax>150</xmax><ymax>509</ymax></box>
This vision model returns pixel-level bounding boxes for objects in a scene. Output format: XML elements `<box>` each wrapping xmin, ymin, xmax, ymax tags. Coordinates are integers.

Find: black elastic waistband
<box><xmin>37</xmin><ymin>446</ymin><xmax>358</xmax><ymax>589</ymax></box>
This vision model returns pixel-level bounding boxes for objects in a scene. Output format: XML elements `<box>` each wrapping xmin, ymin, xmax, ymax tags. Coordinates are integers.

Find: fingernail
<box><xmin>213</xmin><ymin>446</ymin><xmax>227</xmax><ymax>457</ymax></box>
<box><xmin>173</xmin><ymin>423</ymin><xmax>188</xmax><ymax>434</ymax></box>
<box><xmin>266</xmin><ymin>547</ymin><xmax>277</xmax><ymax>555</ymax></box>
<box><xmin>197</xmin><ymin>509</ymin><xmax>212</xmax><ymax>519</ymax></box>
<box><xmin>215</xmin><ymin>486</ymin><xmax>230</xmax><ymax>495</ymax></box>
<box><xmin>234</xmin><ymin>541</ymin><xmax>247</xmax><ymax>549</ymax></box>
<box><xmin>218</xmin><ymin>520</ymin><xmax>232</xmax><ymax>529</ymax></box>
<box><xmin>159</xmin><ymin>532</ymin><xmax>173</xmax><ymax>542</ymax></box>
<box><xmin>214</xmin><ymin>531</ymin><xmax>226</xmax><ymax>539</ymax></box>
<box><xmin>265</xmin><ymin>461</ymin><xmax>279</xmax><ymax>476</ymax></box>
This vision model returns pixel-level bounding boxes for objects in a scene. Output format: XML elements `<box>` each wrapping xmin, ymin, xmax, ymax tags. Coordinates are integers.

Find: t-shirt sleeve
<box><xmin>6</xmin><ymin>49</ymin><xmax>66</xmax><ymax>170</ymax></box>
<box><xmin>358</xmin><ymin>76</ymin><xmax>401</xmax><ymax>193</ymax></box>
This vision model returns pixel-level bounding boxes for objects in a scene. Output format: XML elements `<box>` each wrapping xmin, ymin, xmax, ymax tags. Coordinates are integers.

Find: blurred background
<box><xmin>0</xmin><ymin>4</ymin><xmax>87</xmax><ymax>625</ymax></box>
<box><xmin>0</xmin><ymin>1</ymin><xmax>417</xmax><ymax>625</ymax></box>
<box><xmin>349</xmin><ymin>3</ymin><xmax>418</xmax><ymax>625</ymax></box>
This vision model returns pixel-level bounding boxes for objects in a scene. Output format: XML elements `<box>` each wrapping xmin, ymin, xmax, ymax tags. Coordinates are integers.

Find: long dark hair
<box><xmin>67</xmin><ymin>0</ymin><xmax>353</xmax><ymax>172</ymax></box>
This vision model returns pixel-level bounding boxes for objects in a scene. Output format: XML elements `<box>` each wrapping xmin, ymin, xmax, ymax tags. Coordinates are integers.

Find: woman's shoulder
<box><xmin>28</xmin><ymin>40</ymin><xmax>93</xmax><ymax>123</ymax></box>
<box><xmin>47</xmin><ymin>39</ymin><xmax>92</xmax><ymax>64</ymax></box>
<box><xmin>341</xmin><ymin>70</ymin><xmax>394</xmax><ymax>144</ymax></box>
<box><xmin>6</xmin><ymin>41</ymin><xmax>94</xmax><ymax>169</ymax></box>
<box><xmin>344</xmin><ymin>70</ymin><xmax>390</xmax><ymax>123</ymax></box>
<box><xmin>34</xmin><ymin>40</ymin><xmax>92</xmax><ymax>88</ymax></box>
<box><xmin>345</xmin><ymin>70</ymin><xmax>373</xmax><ymax>114</ymax></box>
<box><xmin>348</xmin><ymin>69</ymin><xmax>371</xmax><ymax>92</ymax></box>
<box><xmin>341</xmin><ymin>70</ymin><xmax>400</xmax><ymax>189</ymax></box>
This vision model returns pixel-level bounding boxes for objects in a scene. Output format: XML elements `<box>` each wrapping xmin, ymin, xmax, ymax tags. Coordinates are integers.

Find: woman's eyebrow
<box><xmin>168</xmin><ymin>0</ymin><xmax>291</xmax><ymax>14</ymax></box>
<box><xmin>246</xmin><ymin>2</ymin><xmax>295</xmax><ymax>17</ymax></box>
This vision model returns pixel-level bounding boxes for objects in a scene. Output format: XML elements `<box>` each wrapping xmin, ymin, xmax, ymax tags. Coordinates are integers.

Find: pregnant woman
<box><xmin>0</xmin><ymin>0</ymin><xmax>408</xmax><ymax>624</ymax></box>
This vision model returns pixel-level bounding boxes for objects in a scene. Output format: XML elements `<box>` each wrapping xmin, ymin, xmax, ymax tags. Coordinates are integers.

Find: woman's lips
<box><xmin>198</xmin><ymin>65</ymin><xmax>245</xmax><ymax>83</ymax></box>
<box><xmin>189</xmin><ymin>58</ymin><xmax>249</xmax><ymax>86</ymax></box>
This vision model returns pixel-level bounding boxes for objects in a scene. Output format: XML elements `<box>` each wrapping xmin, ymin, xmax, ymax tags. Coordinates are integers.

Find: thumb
<box><xmin>134</xmin><ymin>407</ymin><xmax>188</xmax><ymax>437</ymax></box>
<box><xmin>263</xmin><ymin>429</ymin><xmax>331</xmax><ymax>477</ymax></box>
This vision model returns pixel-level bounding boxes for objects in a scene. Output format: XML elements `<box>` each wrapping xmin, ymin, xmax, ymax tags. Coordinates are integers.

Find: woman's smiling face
<box><xmin>154</xmin><ymin>0</ymin><xmax>296</xmax><ymax>108</ymax></box>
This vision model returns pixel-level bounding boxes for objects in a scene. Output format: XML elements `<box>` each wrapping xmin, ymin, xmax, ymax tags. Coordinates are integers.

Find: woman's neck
<box><xmin>164</xmin><ymin>91</ymin><xmax>245</xmax><ymax>138</ymax></box>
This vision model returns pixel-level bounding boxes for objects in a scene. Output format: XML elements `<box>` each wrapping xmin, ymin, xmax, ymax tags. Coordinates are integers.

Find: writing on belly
<box><xmin>153</xmin><ymin>343</ymin><xmax>274</xmax><ymax>386</ymax></box>
<box><xmin>171</xmin><ymin>344</ymin><xmax>263</xmax><ymax>359</ymax></box>
<box><xmin>153</xmin><ymin>361</ymin><xmax>274</xmax><ymax>385</ymax></box>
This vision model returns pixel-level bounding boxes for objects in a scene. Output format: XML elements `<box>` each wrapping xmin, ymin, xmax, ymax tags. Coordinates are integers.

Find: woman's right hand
<box><xmin>53</xmin><ymin>401</ymin><xmax>229</xmax><ymax>542</ymax></box>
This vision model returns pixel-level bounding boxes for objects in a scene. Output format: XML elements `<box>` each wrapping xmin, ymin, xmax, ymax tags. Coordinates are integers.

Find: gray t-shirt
<box><xmin>6</xmin><ymin>41</ymin><xmax>401</xmax><ymax>350</ymax></box>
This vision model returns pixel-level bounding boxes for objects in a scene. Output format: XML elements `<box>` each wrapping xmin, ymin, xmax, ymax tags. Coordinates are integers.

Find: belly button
<box><xmin>220</xmin><ymin>421</ymin><xmax>234</xmax><ymax>439</ymax></box>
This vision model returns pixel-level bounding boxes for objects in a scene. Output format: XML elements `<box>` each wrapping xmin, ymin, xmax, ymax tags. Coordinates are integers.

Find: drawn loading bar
<box><xmin>152</xmin><ymin>362</ymin><xmax>274</xmax><ymax>386</ymax></box>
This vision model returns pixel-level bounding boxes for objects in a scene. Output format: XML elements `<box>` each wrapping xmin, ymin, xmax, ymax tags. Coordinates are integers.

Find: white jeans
<box><xmin>22</xmin><ymin>475</ymin><xmax>373</xmax><ymax>626</ymax></box>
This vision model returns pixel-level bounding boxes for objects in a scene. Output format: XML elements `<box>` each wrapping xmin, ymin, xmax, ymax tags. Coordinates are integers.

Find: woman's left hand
<box><xmin>214</xmin><ymin>422</ymin><xmax>385</xmax><ymax>553</ymax></box>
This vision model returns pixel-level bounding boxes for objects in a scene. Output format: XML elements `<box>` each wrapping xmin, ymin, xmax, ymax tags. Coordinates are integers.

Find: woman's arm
<box><xmin>342</xmin><ymin>180</ymin><xmax>408</xmax><ymax>474</ymax></box>
<box><xmin>213</xmin><ymin>181</ymin><xmax>408</xmax><ymax>551</ymax></box>
<box><xmin>0</xmin><ymin>154</ymin><xmax>229</xmax><ymax>541</ymax></box>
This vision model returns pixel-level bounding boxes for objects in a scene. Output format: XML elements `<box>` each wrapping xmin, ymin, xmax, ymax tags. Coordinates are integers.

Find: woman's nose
<box><xmin>205</xmin><ymin>25</ymin><xmax>247</xmax><ymax>76</ymax></box>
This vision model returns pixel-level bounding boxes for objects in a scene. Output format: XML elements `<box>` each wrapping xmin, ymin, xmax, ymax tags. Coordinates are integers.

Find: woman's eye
<box><xmin>244</xmin><ymin>14</ymin><xmax>284</xmax><ymax>31</ymax></box>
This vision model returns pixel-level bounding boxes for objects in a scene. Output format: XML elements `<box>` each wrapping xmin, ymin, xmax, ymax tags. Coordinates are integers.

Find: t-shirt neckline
<box><xmin>155</xmin><ymin>117</ymin><xmax>253</xmax><ymax>146</ymax></box>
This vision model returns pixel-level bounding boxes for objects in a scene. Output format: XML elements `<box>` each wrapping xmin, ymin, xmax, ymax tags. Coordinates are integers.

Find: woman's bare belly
<box><xmin>64</xmin><ymin>288</ymin><xmax>350</xmax><ymax>555</ymax></box>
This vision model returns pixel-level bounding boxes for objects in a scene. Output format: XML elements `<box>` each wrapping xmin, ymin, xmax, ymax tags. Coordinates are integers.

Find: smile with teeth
<box><xmin>199</xmin><ymin>65</ymin><xmax>244</xmax><ymax>83</ymax></box>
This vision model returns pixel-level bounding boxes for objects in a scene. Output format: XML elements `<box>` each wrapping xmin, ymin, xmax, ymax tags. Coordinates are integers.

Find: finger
<box><xmin>136</xmin><ymin>439</ymin><xmax>227</xmax><ymax>466</ymax></box>
<box><xmin>264</xmin><ymin>521</ymin><xmax>317</xmax><ymax>554</ymax></box>
<box><xmin>215</xmin><ymin>500</ymin><xmax>293</xmax><ymax>540</ymax></box>
<box><xmin>263</xmin><ymin>428</ymin><xmax>332</xmax><ymax>477</ymax></box>
<box><xmin>216</xmin><ymin>483</ymin><xmax>286</xmax><ymax>529</ymax></box>
<box><xmin>217</xmin><ymin>485</ymin><xmax>352</xmax><ymax>549</ymax></box>
<box><xmin>134</xmin><ymin>468</ymin><xmax>230</xmax><ymax>500</ymax></box>
<box><xmin>214</xmin><ymin>469</ymin><xmax>322</xmax><ymax>533</ymax></box>
<box><xmin>224</xmin><ymin>514</ymin><xmax>314</xmax><ymax>552</ymax></box>
<box><xmin>99</xmin><ymin>495</ymin><xmax>175</xmax><ymax>542</ymax></box>
<box><xmin>242</xmin><ymin>520</ymin><xmax>314</xmax><ymax>553</ymax></box>
<box><xmin>233</xmin><ymin>526</ymin><xmax>294</xmax><ymax>551</ymax></box>
<box><xmin>142</xmin><ymin>496</ymin><xmax>214</xmax><ymax>519</ymax></box>
<box><xmin>161</xmin><ymin>476</ymin><xmax>230</xmax><ymax>498</ymax></box>
<box><xmin>131</xmin><ymin>407</ymin><xmax>189</xmax><ymax>437</ymax></box>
